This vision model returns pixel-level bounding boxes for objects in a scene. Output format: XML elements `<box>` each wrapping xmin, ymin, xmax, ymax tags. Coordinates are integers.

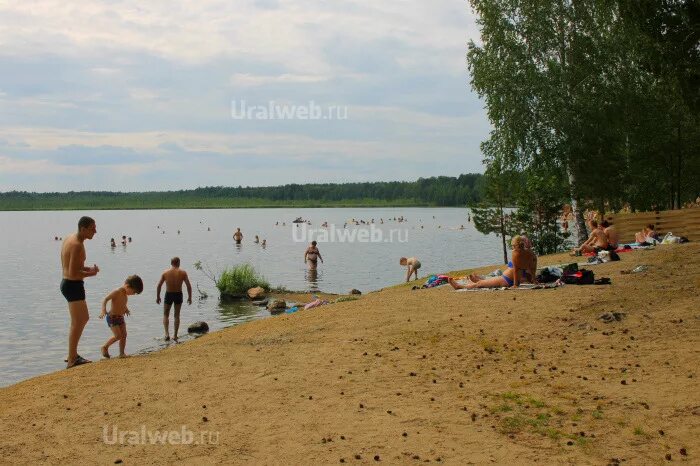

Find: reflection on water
<box><xmin>305</xmin><ymin>268</ymin><xmax>320</xmax><ymax>292</ymax></box>
<box><xmin>217</xmin><ymin>300</ymin><xmax>267</xmax><ymax>325</ymax></box>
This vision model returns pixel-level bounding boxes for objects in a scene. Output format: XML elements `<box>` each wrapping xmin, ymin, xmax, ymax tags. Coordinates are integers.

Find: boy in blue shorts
<box><xmin>99</xmin><ymin>275</ymin><xmax>143</xmax><ymax>358</ymax></box>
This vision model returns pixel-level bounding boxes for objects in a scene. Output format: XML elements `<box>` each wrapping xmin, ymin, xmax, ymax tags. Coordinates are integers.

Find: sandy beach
<box><xmin>1</xmin><ymin>243</ymin><xmax>698</xmax><ymax>465</ymax></box>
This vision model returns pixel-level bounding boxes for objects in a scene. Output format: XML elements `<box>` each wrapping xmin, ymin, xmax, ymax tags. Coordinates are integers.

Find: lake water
<box><xmin>0</xmin><ymin>208</ymin><xmax>506</xmax><ymax>386</ymax></box>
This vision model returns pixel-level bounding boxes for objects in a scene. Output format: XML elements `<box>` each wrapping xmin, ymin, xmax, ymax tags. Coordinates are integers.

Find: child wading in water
<box><xmin>99</xmin><ymin>275</ymin><xmax>143</xmax><ymax>358</ymax></box>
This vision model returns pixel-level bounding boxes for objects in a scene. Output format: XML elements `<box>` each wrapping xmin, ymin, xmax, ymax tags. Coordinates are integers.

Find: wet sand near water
<box><xmin>0</xmin><ymin>244</ymin><xmax>698</xmax><ymax>464</ymax></box>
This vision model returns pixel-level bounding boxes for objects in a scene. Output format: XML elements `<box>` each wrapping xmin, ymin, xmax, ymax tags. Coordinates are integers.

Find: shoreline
<box><xmin>1</xmin><ymin>244</ymin><xmax>698</xmax><ymax>463</ymax></box>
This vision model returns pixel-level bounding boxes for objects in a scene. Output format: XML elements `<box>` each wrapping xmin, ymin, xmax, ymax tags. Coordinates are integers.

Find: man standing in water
<box><xmin>156</xmin><ymin>257</ymin><xmax>192</xmax><ymax>341</ymax></box>
<box><xmin>233</xmin><ymin>227</ymin><xmax>243</xmax><ymax>244</ymax></box>
<box><xmin>60</xmin><ymin>216</ymin><xmax>99</xmax><ymax>368</ymax></box>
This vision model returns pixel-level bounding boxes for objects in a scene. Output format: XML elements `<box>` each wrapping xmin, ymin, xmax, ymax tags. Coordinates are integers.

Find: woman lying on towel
<box><xmin>450</xmin><ymin>236</ymin><xmax>538</xmax><ymax>289</ymax></box>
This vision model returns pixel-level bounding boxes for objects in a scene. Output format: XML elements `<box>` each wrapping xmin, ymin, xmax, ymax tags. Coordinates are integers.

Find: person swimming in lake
<box><xmin>400</xmin><ymin>257</ymin><xmax>421</xmax><ymax>282</ymax></box>
<box><xmin>305</xmin><ymin>241</ymin><xmax>323</xmax><ymax>270</ymax></box>
<box><xmin>110</xmin><ymin>238</ymin><xmax>116</xmax><ymax>248</ymax></box>
<box><xmin>449</xmin><ymin>236</ymin><xmax>537</xmax><ymax>289</ymax></box>
<box><xmin>261</xmin><ymin>239</ymin><xmax>267</xmax><ymax>247</ymax></box>
<box><xmin>233</xmin><ymin>228</ymin><xmax>243</xmax><ymax>244</ymax></box>
<box><xmin>254</xmin><ymin>235</ymin><xmax>259</xmax><ymax>243</ymax></box>
<box><xmin>99</xmin><ymin>274</ymin><xmax>143</xmax><ymax>358</ymax></box>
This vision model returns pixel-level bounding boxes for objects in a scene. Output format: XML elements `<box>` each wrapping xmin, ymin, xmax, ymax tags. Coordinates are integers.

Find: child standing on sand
<box><xmin>99</xmin><ymin>275</ymin><xmax>143</xmax><ymax>359</ymax></box>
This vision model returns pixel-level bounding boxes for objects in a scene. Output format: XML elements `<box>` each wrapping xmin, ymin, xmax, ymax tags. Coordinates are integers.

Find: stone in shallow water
<box><xmin>247</xmin><ymin>287</ymin><xmax>266</xmax><ymax>299</ymax></box>
<box><xmin>188</xmin><ymin>321</ymin><xmax>209</xmax><ymax>334</ymax></box>
<box><xmin>267</xmin><ymin>299</ymin><xmax>286</xmax><ymax>310</ymax></box>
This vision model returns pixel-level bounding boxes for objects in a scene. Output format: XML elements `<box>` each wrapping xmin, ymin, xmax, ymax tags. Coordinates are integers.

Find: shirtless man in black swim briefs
<box><xmin>156</xmin><ymin>257</ymin><xmax>192</xmax><ymax>341</ymax></box>
<box><xmin>60</xmin><ymin>216</ymin><xmax>99</xmax><ymax>368</ymax></box>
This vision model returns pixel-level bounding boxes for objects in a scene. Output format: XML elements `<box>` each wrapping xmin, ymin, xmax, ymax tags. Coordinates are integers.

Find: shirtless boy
<box><xmin>400</xmin><ymin>257</ymin><xmax>421</xmax><ymax>282</ymax></box>
<box><xmin>60</xmin><ymin>216</ymin><xmax>99</xmax><ymax>368</ymax></box>
<box><xmin>99</xmin><ymin>275</ymin><xmax>143</xmax><ymax>358</ymax></box>
<box><xmin>156</xmin><ymin>257</ymin><xmax>193</xmax><ymax>341</ymax></box>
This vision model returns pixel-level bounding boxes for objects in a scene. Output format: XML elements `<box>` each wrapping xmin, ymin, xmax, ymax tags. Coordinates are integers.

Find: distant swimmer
<box><xmin>121</xmin><ymin>235</ymin><xmax>127</xmax><ymax>246</ymax></box>
<box><xmin>233</xmin><ymin>228</ymin><xmax>243</xmax><ymax>244</ymax></box>
<box><xmin>110</xmin><ymin>238</ymin><xmax>116</xmax><ymax>248</ymax></box>
<box><xmin>304</xmin><ymin>241</ymin><xmax>324</xmax><ymax>270</ymax></box>
<box><xmin>156</xmin><ymin>257</ymin><xmax>193</xmax><ymax>341</ymax></box>
<box><xmin>400</xmin><ymin>256</ymin><xmax>421</xmax><ymax>282</ymax></box>
<box><xmin>254</xmin><ymin>235</ymin><xmax>260</xmax><ymax>243</ymax></box>
<box><xmin>207</xmin><ymin>227</ymin><xmax>211</xmax><ymax>231</ymax></box>
<box><xmin>128</xmin><ymin>237</ymin><xmax>132</xmax><ymax>242</ymax></box>
<box><xmin>60</xmin><ymin>216</ymin><xmax>99</xmax><ymax>368</ymax></box>
<box><xmin>261</xmin><ymin>239</ymin><xmax>267</xmax><ymax>247</ymax></box>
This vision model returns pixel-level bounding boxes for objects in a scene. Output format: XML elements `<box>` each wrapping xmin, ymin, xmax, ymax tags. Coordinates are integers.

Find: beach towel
<box><xmin>422</xmin><ymin>274</ymin><xmax>449</xmax><ymax>288</ymax></box>
<box><xmin>455</xmin><ymin>281</ymin><xmax>564</xmax><ymax>292</ymax></box>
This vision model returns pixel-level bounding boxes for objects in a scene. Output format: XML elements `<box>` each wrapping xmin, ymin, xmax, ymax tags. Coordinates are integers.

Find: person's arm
<box><xmin>318</xmin><ymin>250</ymin><xmax>323</xmax><ymax>263</ymax></box>
<box><xmin>68</xmin><ymin>244</ymin><xmax>98</xmax><ymax>278</ymax></box>
<box><xmin>304</xmin><ymin>249</ymin><xmax>308</xmax><ymax>263</ymax></box>
<box><xmin>156</xmin><ymin>274</ymin><xmax>165</xmax><ymax>304</ymax></box>
<box><xmin>184</xmin><ymin>273</ymin><xmax>193</xmax><ymax>305</ymax></box>
<box><xmin>100</xmin><ymin>290</ymin><xmax>118</xmax><ymax>318</ymax></box>
<box><xmin>405</xmin><ymin>266</ymin><xmax>412</xmax><ymax>282</ymax></box>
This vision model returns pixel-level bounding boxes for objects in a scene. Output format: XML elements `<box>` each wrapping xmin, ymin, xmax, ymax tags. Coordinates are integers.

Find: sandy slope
<box><xmin>1</xmin><ymin>244</ymin><xmax>698</xmax><ymax>465</ymax></box>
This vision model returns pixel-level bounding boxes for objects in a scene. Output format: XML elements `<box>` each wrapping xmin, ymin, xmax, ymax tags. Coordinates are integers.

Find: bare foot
<box><xmin>118</xmin><ymin>353</ymin><xmax>129</xmax><ymax>358</ymax></box>
<box><xmin>164</xmin><ymin>335</ymin><xmax>170</xmax><ymax>341</ymax></box>
<box><xmin>101</xmin><ymin>346</ymin><xmax>110</xmax><ymax>359</ymax></box>
<box><xmin>173</xmin><ymin>335</ymin><xmax>179</xmax><ymax>342</ymax></box>
<box><xmin>468</xmin><ymin>273</ymin><xmax>482</xmax><ymax>283</ymax></box>
<box><xmin>448</xmin><ymin>278</ymin><xmax>463</xmax><ymax>290</ymax></box>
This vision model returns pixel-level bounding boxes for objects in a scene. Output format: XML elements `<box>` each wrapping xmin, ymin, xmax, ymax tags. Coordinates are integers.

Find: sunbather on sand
<box><xmin>450</xmin><ymin>236</ymin><xmax>537</xmax><ymax>289</ymax></box>
<box><xmin>635</xmin><ymin>224</ymin><xmax>659</xmax><ymax>243</ymax></box>
<box><xmin>573</xmin><ymin>220</ymin><xmax>610</xmax><ymax>254</ymax></box>
<box><xmin>601</xmin><ymin>220</ymin><xmax>619</xmax><ymax>249</ymax></box>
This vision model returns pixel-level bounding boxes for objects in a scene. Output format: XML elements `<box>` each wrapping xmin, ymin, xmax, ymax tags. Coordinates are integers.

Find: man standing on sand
<box><xmin>233</xmin><ymin>228</ymin><xmax>243</xmax><ymax>244</ymax></box>
<box><xmin>60</xmin><ymin>216</ymin><xmax>99</xmax><ymax>368</ymax></box>
<box><xmin>156</xmin><ymin>257</ymin><xmax>192</xmax><ymax>341</ymax></box>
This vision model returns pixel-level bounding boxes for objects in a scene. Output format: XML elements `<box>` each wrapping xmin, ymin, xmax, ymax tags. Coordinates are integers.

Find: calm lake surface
<box><xmin>0</xmin><ymin>208</ymin><xmax>506</xmax><ymax>387</ymax></box>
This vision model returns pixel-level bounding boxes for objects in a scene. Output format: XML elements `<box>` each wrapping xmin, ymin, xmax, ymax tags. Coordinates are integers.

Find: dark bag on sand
<box><xmin>608</xmin><ymin>251</ymin><xmax>620</xmax><ymax>261</ymax></box>
<box><xmin>563</xmin><ymin>269</ymin><xmax>595</xmax><ymax>285</ymax></box>
<box><xmin>537</xmin><ymin>269</ymin><xmax>560</xmax><ymax>283</ymax></box>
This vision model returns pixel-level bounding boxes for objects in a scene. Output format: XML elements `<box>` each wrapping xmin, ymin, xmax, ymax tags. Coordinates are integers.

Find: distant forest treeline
<box><xmin>0</xmin><ymin>174</ymin><xmax>486</xmax><ymax>210</ymax></box>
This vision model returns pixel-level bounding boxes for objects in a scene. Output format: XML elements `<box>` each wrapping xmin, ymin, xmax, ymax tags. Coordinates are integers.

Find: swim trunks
<box><xmin>412</xmin><ymin>260</ymin><xmax>421</xmax><ymax>270</ymax></box>
<box><xmin>106</xmin><ymin>314</ymin><xmax>125</xmax><ymax>327</ymax></box>
<box><xmin>60</xmin><ymin>279</ymin><xmax>85</xmax><ymax>302</ymax></box>
<box><xmin>164</xmin><ymin>291</ymin><xmax>183</xmax><ymax>305</ymax></box>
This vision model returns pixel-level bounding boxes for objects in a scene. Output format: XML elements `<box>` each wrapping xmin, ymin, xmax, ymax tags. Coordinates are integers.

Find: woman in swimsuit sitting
<box><xmin>449</xmin><ymin>235</ymin><xmax>537</xmax><ymax>289</ymax></box>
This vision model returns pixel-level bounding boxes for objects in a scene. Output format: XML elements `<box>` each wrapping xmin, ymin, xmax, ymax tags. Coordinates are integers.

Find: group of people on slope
<box><xmin>572</xmin><ymin>220</ymin><xmax>619</xmax><ymax>255</ymax></box>
<box><xmin>61</xmin><ymin>216</ymin><xmax>193</xmax><ymax>368</ymax></box>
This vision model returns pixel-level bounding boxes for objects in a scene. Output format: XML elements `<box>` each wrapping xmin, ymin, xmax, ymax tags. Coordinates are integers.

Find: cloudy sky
<box><xmin>0</xmin><ymin>0</ymin><xmax>489</xmax><ymax>192</ymax></box>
